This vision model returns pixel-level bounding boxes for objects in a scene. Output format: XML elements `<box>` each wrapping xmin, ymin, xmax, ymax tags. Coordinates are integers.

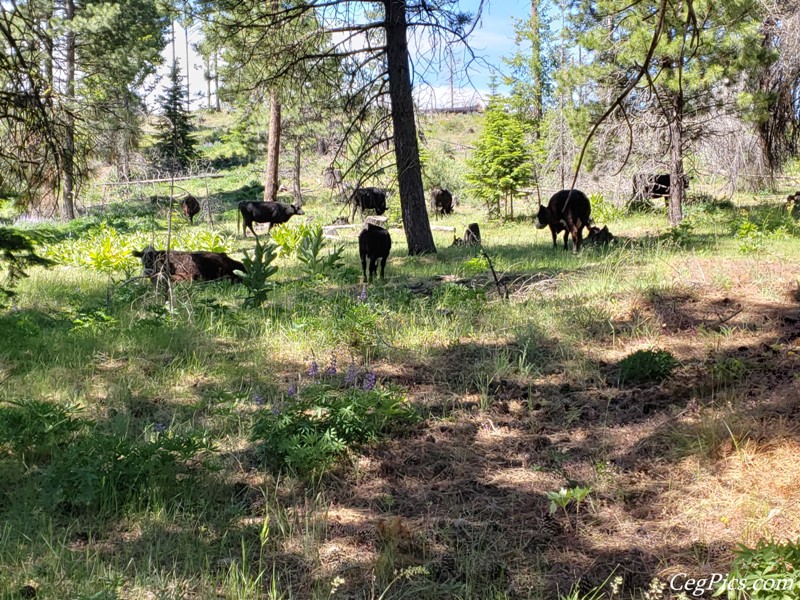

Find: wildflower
<box><xmin>287</xmin><ymin>382</ymin><xmax>297</xmax><ymax>397</ymax></box>
<box><xmin>344</xmin><ymin>363</ymin><xmax>359</xmax><ymax>386</ymax></box>
<box><xmin>271</xmin><ymin>402</ymin><xmax>283</xmax><ymax>416</ymax></box>
<box><xmin>610</xmin><ymin>575</ymin><xmax>623</xmax><ymax>596</ymax></box>
<box><xmin>358</xmin><ymin>287</ymin><xmax>367</xmax><ymax>303</ymax></box>
<box><xmin>308</xmin><ymin>360</ymin><xmax>319</xmax><ymax>377</ymax></box>
<box><xmin>325</xmin><ymin>356</ymin><xmax>337</xmax><ymax>376</ymax></box>
<box><xmin>153</xmin><ymin>422</ymin><xmax>168</xmax><ymax>434</ymax></box>
<box><xmin>362</xmin><ymin>371</ymin><xmax>377</xmax><ymax>391</ymax></box>
<box><xmin>252</xmin><ymin>393</ymin><xmax>265</xmax><ymax>406</ymax></box>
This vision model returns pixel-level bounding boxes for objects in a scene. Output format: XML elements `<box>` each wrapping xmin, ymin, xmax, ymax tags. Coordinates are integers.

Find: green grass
<box><xmin>3</xmin><ymin>112</ymin><xmax>800</xmax><ymax>599</ymax></box>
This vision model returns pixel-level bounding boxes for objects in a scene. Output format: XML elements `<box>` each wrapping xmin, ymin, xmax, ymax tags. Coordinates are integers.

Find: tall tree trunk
<box><xmin>384</xmin><ymin>0</ymin><xmax>436</xmax><ymax>255</ymax></box>
<box><xmin>205</xmin><ymin>55</ymin><xmax>212</xmax><ymax>109</ymax></box>
<box><xmin>263</xmin><ymin>88</ymin><xmax>281</xmax><ymax>201</ymax></box>
<box><xmin>214</xmin><ymin>53</ymin><xmax>220</xmax><ymax>111</ymax></box>
<box><xmin>184</xmin><ymin>22</ymin><xmax>190</xmax><ymax>111</ymax></box>
<box><xmin>62</xmin><ymin>0</ymin><xmax>76</xmax><ymax>220</ymax></box>
<box><xmin>293</xmin><ymin>141</ymin><xmax>302</xmax><ymax>205</ymax></box>
<box><xmin>667</xmin><ymin>95</ymin><xmax>684</xmax><ymax>226</ymax></box>
<box><xmin>530</xmin><ymin>0</ymin><xmax>543</xmax><ymax>122</ymax></box>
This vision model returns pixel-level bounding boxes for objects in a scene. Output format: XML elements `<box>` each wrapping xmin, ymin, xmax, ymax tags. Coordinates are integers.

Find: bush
<box><xmin>617</xmin><ymin>349</ymin><xmax>677</xmax><ymax>385</ymax></box>
<box><xmin>589</xmin><ymin>193</ymin><xmax>626</xmax><ymax>222</ymax></box>
<box><xmin>270</xmin><ymin>221</ymin><xmax>317</xmax><ymax>257</ymax></box>
<box><xmin>251</xmin><ymin>379</ymin><xmax>416</xmax><ymax>476</ymax></box>
<box><xmin>297</xmin><ymin>225</ymin><xmax>344</xmax><ymax>277</ymax></box>
<box><xmin>719</xmin><ymin>539</ymin><xmax>800</xmax><ymax>599</ymax></box>
<box><xmin>0</xmin><ymin>400</ymin><xmax>87</xmax><ymax>461</ymax></box>
<box><xmin>236</xmin><ymin>239</ymin><xmax>278</xmax><ymax>308</ymax></box>
<box><xmin>42</xmin><ymin>428</ymin><xmax>214</xmax><ymax>511</ymax></box>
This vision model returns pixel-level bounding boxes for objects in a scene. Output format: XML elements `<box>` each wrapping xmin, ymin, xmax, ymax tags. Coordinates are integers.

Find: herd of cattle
<box><xmin>137</xmin><ymin>172</ymin><xmax>682</xmax><ymax>285</ymax></box>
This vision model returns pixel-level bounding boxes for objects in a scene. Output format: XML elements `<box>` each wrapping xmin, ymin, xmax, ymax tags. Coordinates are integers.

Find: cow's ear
<box><xmin>132</xmin><ymin>250</ymin><xmax>143</xmax><ymax>258</ymax></box>
<box><xmin>602</xmin><ymin>226</ymin><xmax>609</xmax><ymax>233</ymax></box>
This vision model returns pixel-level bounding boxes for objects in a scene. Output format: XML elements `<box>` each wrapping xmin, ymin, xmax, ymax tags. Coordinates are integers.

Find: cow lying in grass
<box><xmin>132</xmin><ymin>246</ymin><xmax>244</xmax><ymax>283</ymax></box>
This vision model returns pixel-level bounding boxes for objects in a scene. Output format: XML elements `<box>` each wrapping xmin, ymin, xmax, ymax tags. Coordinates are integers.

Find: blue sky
<box><xmin>148</xmin><ymin>0</ymin><xmax>532</xmax><ymax>110</ymax></box>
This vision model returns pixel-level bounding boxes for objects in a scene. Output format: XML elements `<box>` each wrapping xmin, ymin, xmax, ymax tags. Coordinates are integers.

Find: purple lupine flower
<box><xmin>344</xmin><ymin>363</ymin><xmax>359</xmax><ymax>387</ymax></box>
<box><xmin>358</xmin><ymin>287</ymin><xmax>367</xmax><ymax>303</ymax></box>
<box><xmin>252</xmin><ymin>393</ymin><xmax>266</xmax><ymax>406</ymax></box>
<box><xmin>154</xmin><ymin>422</ymin><xmax>168</xmax><ymax>434</ymax></box>
<box><xmin>325</xmin><ymin>356</ymin><xmax>338</xmax><ymax>376</ymax></box>
<box><xmin>271</xmin><ymin>402</ymin><xmax>283</xmax><ymax>416</ymax></box>
<box><xmin>287</xmin><ymin>382</ymin><xmax>297</xmax><ymax>397</ymax></box>
<box><xmin>308</xmin><ymin>360</ymin><xmax>319</xmax><ymax>377</ymax></box>
<box><xmin>362</xmin><ymin>372</ymin><xmax>377</xmax><ymax>391</ymax></box>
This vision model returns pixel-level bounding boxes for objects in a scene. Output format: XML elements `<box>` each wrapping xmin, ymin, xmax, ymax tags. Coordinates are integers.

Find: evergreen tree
<box><xmin>568</xmin><ymin>0</ymin><xmax>767</xmax><ymax>225</ymax></box>
<box><xmin>154</xmin><ymin>63</ymin><xmax>198</xmax><ymax>173</ymax></box>
<box><xmin>466</xmin><ymin>97</ymin><xmax>533</xmax><ymax>220</ymax></box>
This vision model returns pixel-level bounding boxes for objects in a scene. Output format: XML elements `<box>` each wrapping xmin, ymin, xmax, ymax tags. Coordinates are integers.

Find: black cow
<box><xmin>535</xmin><ymin>189</ymin><xmax>592</xmax><ymax>252</ymax></box>
<box><xmin>350</xmin><ymin>187</ymin><xmax>387</xmax><ymax>222</ymax></box>
<box><xmin>430</xmin><ymin>187</ymin><xmax>453</xmax><ymax>218</ymax></box>
<box><xmin>632</xmin><ymin>173</ymin><xmax>690</xmax><ymax>201</ymax></box>
<box><xmin>132</xmin><ymin>246</ymin><xmax>244</xmax><ymax>283</ymax></box>
<box><xmin>180</xmin><ymin>194</ymin><xmax>201</xmax><ymax>224</ymax></box>
<box><xmin>238</xmin><ymin>201</ymin><xmax>305</xmax><ymax>237</ymax></box>
<box><xmin>358</xmin><ymin>223</ymin><xmax>391</xmax><ymax>282</ymax></box>
<box><xmin>585</xmin><ymin>225</ymin><xmax>615</xmax><ymax>246</ymax></box>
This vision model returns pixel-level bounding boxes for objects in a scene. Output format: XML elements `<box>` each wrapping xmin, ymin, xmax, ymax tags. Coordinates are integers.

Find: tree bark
<box><xmin>293</xmin><ymin>141</ymin><xmax>302</xmax><ymax>205</ymax></box>
<box><xmin>263</xmin><ymin>88</ymin><xmax>281</xmax><ymax>201</ymax></box>
<box><xmin>214</xmin><ymin>53</ymin><xmax>220</xmax><ymax>111</ymax></box>
<box><xmin>384</xmin><ymin>0</ymin><xmax>436</xmax><ymax>255</ymax></box>
<box><xmin>62</xmin><ymin>0</ymin><xmax>76</xmax><ymax>220</ymax></box>
<box><xmin>667</xmin><ymin>95</ymin><xmax>684</xmax><ymax>226</ymax></box>
<box><xmin>530</xmin><ymin>0</ymin><xmax>542</xmax><ymax>122</ymax></box>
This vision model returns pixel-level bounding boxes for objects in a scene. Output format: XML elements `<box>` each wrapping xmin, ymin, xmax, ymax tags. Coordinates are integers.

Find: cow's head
<box><xmin>292</xmin><ymin>205</ymin><xmax>305</xmax><ymax>215</ymax></box>
<box><xmin>586</xmin><ymin>225</ymin><xmax>615</xmax><ymax>246</ymax></box>
<box><xmin>534</xmin><ymin>205</ymin><xmax>551</xmax><ymax>229</ymax></box>
<box><xmin>132</xmin><ymin>246</ymin><xmax>161</xmax><ymax>276</ymax></box>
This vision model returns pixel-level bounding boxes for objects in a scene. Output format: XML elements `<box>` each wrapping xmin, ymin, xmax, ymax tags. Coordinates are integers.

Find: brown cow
<box><xmin>132</xmin><ymin>246</ymin><xmax>244</xmax><ymax>283</ymax></box>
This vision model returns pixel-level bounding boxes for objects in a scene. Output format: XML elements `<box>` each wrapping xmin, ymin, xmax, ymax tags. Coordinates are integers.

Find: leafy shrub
<box><xmin>270</xmin><ymin>222</ymin><xmax>317</xmax><ymax>257</ymax></box>
<box><xmin>735</xmin><ymin>220</ymin><xmax>767</xmax><ymax>255</ymax></box>
<box><xmin>589</xmin><ymin>193</ymin><xmax>625</xmax><ymax>222</ymax></box>
<box><xmin>40</xmin><ymin>223</ymin><xmax>147</xmax><ymax>277</ymax></box>
<box><xmin>666</xmin><ymin>220</ymin><xmax>695</xmax><ymax>247</ymax></box>
<box><xmin>236</xmin><ymin>239</ymin><xmax>278</xmax><ymax>308</ymax></box>
<box><xmin>0</xmin><ymin>227</ymin><xmax>54</xmax><ymax>303</ymax></box>
<box><xmin>251</xmin><ymin>381</ymin><xmax>416</xmax><ymax>476</ymax></box>
<box><xmin>719</xmin><ymin>539</ymin><xmax>800</xmax><ymax>599</ymax></box>
<box><xmin>173</xmin><ymin>229</ymin><xmax>234</xmax><ymax>253</ymax></box>
<box><xmin>617</xmin><ymin>349</ymin><xmax>677</xmax><ymax>385</ymax></box>
<box><xmin>42</xmin><ymin>428</ymin><xmax>215</xmax><ymax>511</ymax></box>
<box><xmin>297</xmin><ymin>225</ymin><xmax>344</xmax><ymax>277</ymax></box>
<box><xmin>0</xmin><ymin>400</ymin><xmax>87</xmax><ymax>461</ymax></box>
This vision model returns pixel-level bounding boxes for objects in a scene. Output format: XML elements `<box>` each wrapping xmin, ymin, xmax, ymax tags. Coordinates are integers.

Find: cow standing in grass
<box><xmin>180</xmin><ymin>194</ymin><xmax>201</xmax><ymax>224</ymax></box>
<box><xmin>358</xmin><ymin>223</ymin><xmax>391</xmax><ymax>282</ymax></box>
<box><xmin>430</xmin><ymin>187</ymin><xmax>453</xmax><ymax>219</ymax></box>
<box><xmin>238</xmin><ymin>201</ymin><xmax>305</xmax><ymax>237</ymax></box>
<box><xmin>535</xmin><ymin>189</ymin><xmax>593</xmax><ymax>253</ymax></box>
<box><xmin>350</xmin><ymin>187</ymin><xmax>387</xmax><ymax>222</ymax></box>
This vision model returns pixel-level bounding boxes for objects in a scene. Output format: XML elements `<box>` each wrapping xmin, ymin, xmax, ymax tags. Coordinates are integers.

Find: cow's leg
<box><xmin>574</xmin><ymin>225</ymin><xmax>583</xmax><ymax>253</ymax></box>
<box><xmin>369</xmin><ymin>257</ymin><xmax>378</xmax><ymax>282</ymax></box>
<box><xmin>551</xmin><ymin>227</ymin><xmax>558</xmax><ymax>249</ymax></box>
<box><xmin>350</xmin><ymin>203</ymin><xmax>357</xmax><ymax>223</ymax></box>
<box><xmin>563</xmin><ymin>230</ymin><xmax>569</xmax><ymax>251</ymax></box>
<box><xmin>247</xmin><ymin>220</ymin><xmax>259</xmax><ymax>238</ymax></box>
<box><xmin>360</xmin><ymin>253</ymin><xmax>367</xmax><ymax>281</ymax></box>
<box><xmin>379</xmin><ymin>256</ymin><xmax>387</xmax><ymax>279</ymax></box>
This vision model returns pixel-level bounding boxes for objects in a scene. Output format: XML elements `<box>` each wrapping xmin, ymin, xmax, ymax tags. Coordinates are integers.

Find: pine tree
<box><xmin>568</xmin><ymin>0</ymin><xmax>767</xmax><ymax>224</ymax></box>
<box><xmin>466</xmin><ymin>97</ymin><xmax>533</xmax><ymax>220</ymax></box>
<box><xmin>154</xmin><ymin>63</ymin><xmax>197</xmax><ymax>173</ymax></box>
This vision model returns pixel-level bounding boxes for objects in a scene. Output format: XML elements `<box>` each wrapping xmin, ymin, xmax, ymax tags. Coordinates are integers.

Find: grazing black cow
<box><xmin>585</xmin><ymin>225</ymin><xmax>615</xmax><ymax>246</ymax></box>
<box><xmin>452</xmin><ymin>223</ymin><xmax>481</xmax><ymax>247</ymax></box>
<box><xmin>350</xmin><ymin>187</ymin><xmax>387</xmax><ymax>222</ymax></box>
<box><xmin>535</xmin><ymin>189</ymin><xmax>592</xmax><ymax>252</ymax></box>
<box><xmin>632</xmin><ymin>173</ymin><xmax>690</xmax><ymax>202</ymax></box>
<box><xmin>132</xmin><ymin>246</ymin><xmax>244</xmax><ymax>283</ymax></box>
<box><xmin>238</xmin><ymin>201</ymin><xmax>305</xmax><ymax>237</ymax></box>
<box><xmin>430</xmin><ymin>187</ymin><xmax>454</xmax><ymax>218</ymax></box>
<box><xmin>180</xmin><ymin>194</ymin><xmax>201</xmax><ymax>224</ymax></box>
<box><xmin>358</xmin><ymin>223</ymin><xmax>391</xmax><ymax>282</ymax></box>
